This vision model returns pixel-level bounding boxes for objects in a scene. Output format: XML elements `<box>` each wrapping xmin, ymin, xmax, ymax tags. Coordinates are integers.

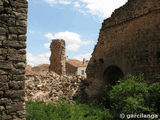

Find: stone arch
<box><xmin>103</xmin><ymin>65</ymin><xmax>124</xmax><ymax>86</ymax></box>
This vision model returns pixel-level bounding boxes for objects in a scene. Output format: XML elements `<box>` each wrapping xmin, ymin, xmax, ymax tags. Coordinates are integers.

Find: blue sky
<box><xmin>27</xmin><ymin>0</ymin><xmax>127</xmax><ymax>66</ymax></box>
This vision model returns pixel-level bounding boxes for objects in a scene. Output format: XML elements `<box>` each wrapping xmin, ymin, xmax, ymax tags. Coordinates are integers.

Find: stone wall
<box><xmin>0</xmin><ymin>0</ymin><xmax>28</xmax><ymax>119</ymax></box>
<box><xmin>66</xmin><ymin>62</ymin><xmax>77</xmax><ymax>76</ymax></box>
<box><xmin>86</xmin><ymin>0</ymin><xmax>160</xmax><ymax>97</ymax></box>
<box><xmin>49</xmin><ymin>39</ymin><xmax>66</xmax><ymax>75</ymax></box>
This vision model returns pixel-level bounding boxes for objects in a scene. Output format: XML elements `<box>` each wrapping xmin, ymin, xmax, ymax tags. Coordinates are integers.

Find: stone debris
<box><xmin>25</xmin><ymin>71</ymin><xmax>87</xmax><ymax>104</ymax></box>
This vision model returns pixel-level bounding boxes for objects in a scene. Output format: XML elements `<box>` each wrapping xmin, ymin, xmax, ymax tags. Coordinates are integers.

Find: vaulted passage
<box><xmin>103</xmin><ymin>65</ymin><xmax>124</xmax><ymax>86</ymax></box>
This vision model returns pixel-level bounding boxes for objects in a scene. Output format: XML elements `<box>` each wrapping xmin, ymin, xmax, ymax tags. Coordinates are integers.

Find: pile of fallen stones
<box><xmin>25</xmin><ymin>71</ymin><xmax>87</xmax><ymax>104</ymax></box>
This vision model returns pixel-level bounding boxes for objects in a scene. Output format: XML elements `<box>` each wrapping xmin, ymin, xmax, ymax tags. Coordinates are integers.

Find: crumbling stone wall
<box><xmin>86</xmin><ymin>0</ymin><xmax>160</xmax><ymax>97</ymax></box>
<box><xmin>0</xmin><ymin>0</ymin><xmax>28</xmax><ymax>119</ymax></box>
<box><xmin>49</xmin><ymin>39</ymin><xmax>66</xmax><ymax>75</ymax></box>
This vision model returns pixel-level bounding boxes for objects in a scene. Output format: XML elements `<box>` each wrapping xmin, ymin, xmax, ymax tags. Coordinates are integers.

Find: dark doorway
<box><xmin>103</xmin><ymin>65</ymin><xmax>124</xmax><ymax>86</ymax></box>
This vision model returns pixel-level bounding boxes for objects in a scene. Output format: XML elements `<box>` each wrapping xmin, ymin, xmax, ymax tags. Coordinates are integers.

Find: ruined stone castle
<box><xmin>1</xmin><ymin>0</ymin><xmax>160</xmax><ymax>119</ymax></box>
<box><xmin>86</xmin><ymin>0</ymin><xmax>160</xmax><ymax>97</ymax></box>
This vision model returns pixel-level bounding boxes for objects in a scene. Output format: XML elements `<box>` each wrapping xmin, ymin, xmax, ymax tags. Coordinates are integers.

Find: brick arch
<box><xmin>103</xmin><ymin>65</ymin><xmax>124</xmax><ymax>86</ymax></box>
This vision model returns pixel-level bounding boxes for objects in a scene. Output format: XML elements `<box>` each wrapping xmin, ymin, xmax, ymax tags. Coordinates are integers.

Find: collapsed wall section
<box><xmin>0</xmin><ymin>0</ymin><xmax>28</xmax><ymax>119</ymax></box>
<box><xmin>86</xmin><ymin>0</ymin><xmax>160</xmax><ymax>97</ymax></box>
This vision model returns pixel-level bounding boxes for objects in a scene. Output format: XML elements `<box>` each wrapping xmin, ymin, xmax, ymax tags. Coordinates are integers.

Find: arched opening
<box><xmin>103</xmin><ymin>65</ymin><xmax>124</xmax><ymax>86</ymax></box>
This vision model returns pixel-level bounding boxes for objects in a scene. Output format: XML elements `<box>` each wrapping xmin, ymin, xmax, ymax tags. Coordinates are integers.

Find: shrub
<box><xmin>109</xmin><ymin>74</ymin><xmax>151</xmax><ymax>119</ymax></box>
<box><xmin>148</xmin><ymin>82</ymin><xmax>160</xmax><ymax>113</ymax></box>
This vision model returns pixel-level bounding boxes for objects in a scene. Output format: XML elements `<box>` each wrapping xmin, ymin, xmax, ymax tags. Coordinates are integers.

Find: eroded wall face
<box><xmin>49</xmin><ymin>39</ymin><xmax>66</xmax><ymax>75</ymax></box>
<box><xmin>86</xmin><ymin>0</ymin><xmax>160</xmax><ymax>97</ymax></box>
<box><xmin>0</xmin><ymin>0</ymin><xmax>28</xmax><ymax>119</ymax></box>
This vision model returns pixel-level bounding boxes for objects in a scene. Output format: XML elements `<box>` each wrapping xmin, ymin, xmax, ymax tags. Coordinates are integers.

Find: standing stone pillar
<box><xmin>49</xmin><ymin>39</ymin><xmax>66</xmax><ymax>75</ymax></box>
<box><xmin>0</xmin><ymin>0</ymin><xmax>28</xmax><ymax>120</ymax></box>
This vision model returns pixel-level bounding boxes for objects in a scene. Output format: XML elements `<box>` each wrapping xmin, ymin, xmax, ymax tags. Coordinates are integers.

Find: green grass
<box><xmin>26</xmin><ymin>101</ymin><xmax>113</xmax><ymax>120</ymax></box>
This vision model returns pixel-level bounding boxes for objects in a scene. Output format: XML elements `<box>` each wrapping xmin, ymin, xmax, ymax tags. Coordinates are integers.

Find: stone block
<box><xmin>0</xmin><ymin>98</ymin><xmax>11</xmax><ymax>105</ymax></box>
<box><xmin>0</xmin><ymin>106</ymin><xmax>5</xmax><ymax>111</ymax></box>
<box><xmin>12</xmin><ymin>75</ymin><xmax>25</xmax><ymax>81</ymax></box>
<box><xmin>17</xmin><ymin>8</ymin><xmax>28</xmax><ymax>14</ymax></box>
<box><xmin>11</xmin><ymin>68</ymin><xmax>25</xmax><ymax>75</ymax></box>
<box><xmin>1</xmin><ymin>113</ymin><xmax>12</xmax><ymax>120</ymax></box>
<box><xmin>12</xmin><ymin>1</ymin><xmax>28</xmax><ymax>8</ymax></box>
<box><xmin>5</xmin><ymin>90</ymin><xmax>25</xmax><ymax>98</ymax></box>
<box><xmin>6</xmin><ymin>102</ymin><xmax>24</xmax><ymax>112</ymax></box>
<box><xmin>0</xmin><ymin>27</ymin><xmax>7</xmax><ymax>35</ymax></box>
<box><xmin>8</xmin><ymin>34</ymin><xmax>17</xmax><ymax>41</ymax></box>
<box><xmin>0</xmin><ymin>69</ymin><xmax>8</xmax><ymax>75</ymax></box>
<box><xmin>9</xmin><ymin>27</ymin><xmax>26</xmax><ymax>34</ymax></box>
<box><xmin>0</xmin><ymin>91</ymin><xmax>4</xmax><ymax>97</ymax></box>
<box><xmin>7</xmin><ymin>55</ymin><xmax>26</xmax><ymax>62</ymax></box>
<box><xmin>0</xmin><ymin>1</ymin><xmax>3</xmax><ymax>6</ymax></box>
<box><xmin>9</xmin><ymin>81</ymin><xmax>24</xmax><ymax>90</ymax></box>
<box><xmin>0</xmin><ymin>82</ymin><xmax>8</xmax><ymax>90</ymax></box>
<box><xmin>3</xmin><ymin>41</ymin><xmax>26</xmax><ymax>48</ymax></box>
<box><xmin>0</xmin><ymin>75</ymin><xmax>8</xmax><ymax>82</ymax></box>
<box><xmin>0</xmin><ymin>6</ymin><xmax>3</xmax><ymax>12</ymax></box>
<box><xmin>14</xmin><ymin>12</ymin><xmax>27</xmax><ymax>20</ymax></box>
<box><xmin>18</xmin><ymin>35</ymin><xmax>26</xmax><ymax>41</ymax></box>
<box><xmin>14</xmin><ymin>62</ymin><xmax>26</xmax><ymax>69</ymax></box>
<box><xmin>0</xmin><ymin>35</ymin><xmax>7</xmax><ymax>41</ymax></box>
<box><xmin>16</xmin><ymin>20</ymin><xmax>27</xmax><ymax>27</ymax></box>
<box><xmin>0</xmin><ymin>61</ymin><xmax>12</xmax><ymax>69</ymax></box>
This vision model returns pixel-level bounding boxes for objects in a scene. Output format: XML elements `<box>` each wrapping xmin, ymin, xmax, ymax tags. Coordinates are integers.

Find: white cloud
<box><xmin>43</xmin><ymin>0</ymin><xmax>127</xmax><ymax>19</ymax></box>
<box><xmin>27</xmin><ymin>52</ymin><xmax>51</xmax><ymax>66</ymax></box>
<box><xmin>79</xmin><ymin>0</ymin><xmax>128</xmax><ymax>19</ymax></box>
<box><xmin>72</xmin><ymin>53</ymin><xmax>91</xmax><ymax>61</ymax></box>
<box><xmin>59</xmin><ymin>0</ymin><xmax>71</xmax><ymax>4</ymax></box>
<box><xmin>44</xmin><ymin>43</ymin><xmax>50</xmax><ymax>49</ymax></box>
<box><xmin>67</xmin><ymin>44</ymin><xmax>80</xmax><ymax>52</ymax></box>
<box><xmin>53</xmin><ymin>31</ymin><xmax>82</xmax><ymax>44</ymax></box>
<box><xmin>45</xmin><ymin>33</ymin><xmax>54</xmax><ymax>40</ymax></box>
<box><xmin>43</xmin><ymin>0</ymin><xmax>71</xmax><ymax>6</ymax></box>
<box><xmin>74</xmin><ymin>2</ymin><xmax>80</xmax><ymax>8</ymax></box>
<box><xmin>44</xmin><ymin>31</ymin><xmax>92</xmax><ymax>52</ymax></box>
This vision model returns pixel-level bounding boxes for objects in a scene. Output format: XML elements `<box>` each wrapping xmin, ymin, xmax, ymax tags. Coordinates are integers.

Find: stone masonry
<box><xmin>0</xmin><ymin>0</ymin><xmax>28</xmax><ymax>119</ymax></box>
<box><xmin>86</xmin><ymin>0</ymin><xmax>160</xmax><ymax>97</ymax></box>
<box><xmin>49</xmin><ymin>39</ymin><xmax>66</xmax><ymax>75</ymax></box>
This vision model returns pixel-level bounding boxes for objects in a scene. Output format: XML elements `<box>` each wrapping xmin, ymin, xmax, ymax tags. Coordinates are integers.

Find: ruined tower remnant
<box><xmin>86</xmin><ymin>0</ymin><xmax>160</xmax><ymax>97</ymax></box>
<box><xmin>49</xmin><ymin>39</ymin><xmax>66</xmax><ymax>75</ymax></box>
<box><xmin>0</xmin><ymin>0</ymin><xmax>28</xmax><ymax>119</ymax></box>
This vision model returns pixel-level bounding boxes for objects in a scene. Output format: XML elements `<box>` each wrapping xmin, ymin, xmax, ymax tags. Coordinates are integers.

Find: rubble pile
<box><xmin>25</xmin><ymin>71</ymin><xmax>86</xmax><ymax>103</ymax></box>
